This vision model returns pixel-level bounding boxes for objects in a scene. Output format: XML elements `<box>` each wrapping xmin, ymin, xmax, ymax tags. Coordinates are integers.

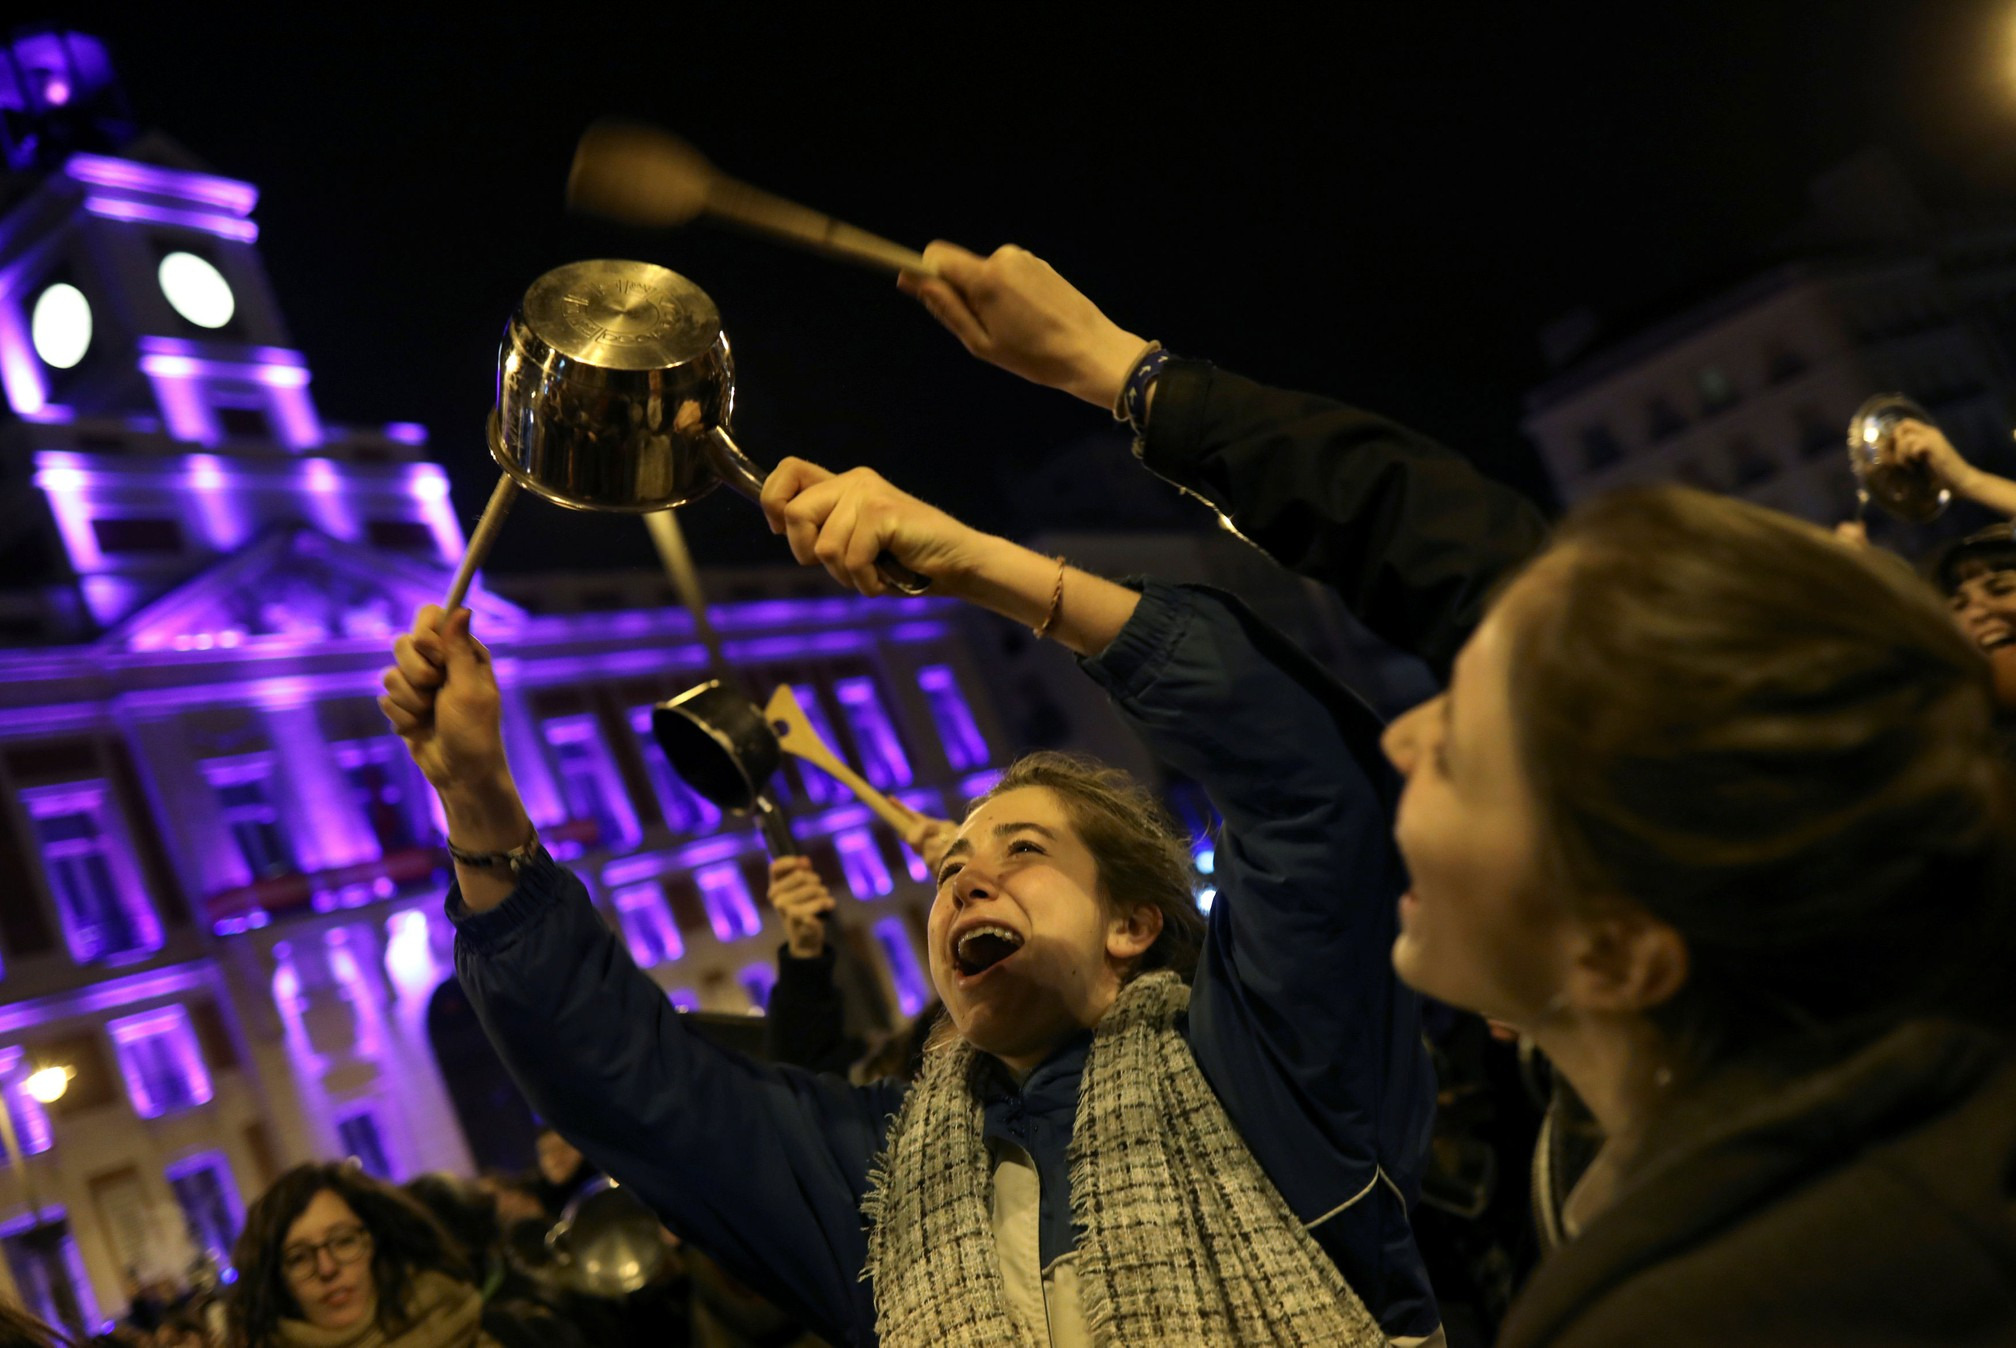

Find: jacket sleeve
<box><xmin>1077</xmin><ymin>579</ymin><xmax>1441</xmax><ymax>1338</ymax></box>
<box><xmin>449</xmin><ymin>863</ymin><xmax>902</xmax><ymax>1345</ymax></box>
<box><xmin>1138</xmin><ymin>359</ymin><xmax>1551</xmax><ymax>680</ymax></box>
<box><xmin>765</xmin><ymin>943</ymin><xmax>867</xmax><ymax>1075</ymax></box>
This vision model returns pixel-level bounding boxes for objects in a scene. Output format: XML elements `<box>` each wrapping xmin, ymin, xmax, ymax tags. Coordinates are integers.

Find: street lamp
<box><xmin>0</xmin><ymin>1060</ymin><xmax>72</xmax><ymax>1220</ymax></box>
<box><xmin>23</xmin><ymin>1066</ymin><xmax>72</xmax><ymax>1105</ymax></box>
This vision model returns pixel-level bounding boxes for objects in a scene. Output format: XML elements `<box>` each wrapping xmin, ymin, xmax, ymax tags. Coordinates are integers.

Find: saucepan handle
<box><xmin>708</xmin><ymin>428</ymin><xmax>932</xmax><ymax>596</ymax></box>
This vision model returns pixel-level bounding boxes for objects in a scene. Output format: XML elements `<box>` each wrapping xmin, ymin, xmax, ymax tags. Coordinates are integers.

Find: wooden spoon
<box><xmin>568</xmin><ymin>120</ymin><xmax>937</xmax><ymax>278</ymax></box>
<box><xmin>763</xmin><ymin>685</ymin><xmax>915</xmax><ymax>835</ymax></box>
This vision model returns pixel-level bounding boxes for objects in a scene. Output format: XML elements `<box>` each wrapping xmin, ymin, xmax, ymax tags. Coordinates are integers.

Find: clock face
<box><xmin>30</xmin><ymin>283</ymin><xmax>92</xmax><ymax>369</ymax></box>
<box><xmin>159</xmin><ymin>251</ymin><xmax>236</xmax><ymax>329</ymax></box>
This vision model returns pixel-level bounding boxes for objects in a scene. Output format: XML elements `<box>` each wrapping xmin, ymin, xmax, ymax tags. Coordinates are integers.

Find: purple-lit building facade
<box><xmin>0</xmin><ymin>32</ymin><xmax>1020</xmax><ymax>1331</ymax></box>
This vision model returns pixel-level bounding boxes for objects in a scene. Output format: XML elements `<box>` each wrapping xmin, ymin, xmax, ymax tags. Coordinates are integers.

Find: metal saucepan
<box><xmin>651</xmin><ymin>679</ymin><xmax>919</xmax><ymax>850</ymax></box>
<box><xmin>441</xmin><ymin>259</ymin><xmax>928</xmax><ymax>607</ymax></box>
<box><xmin>547</xmin><ymin>1177</ymin><xmax>671</xmax><ymax>1298</ymax></box>
<box><xmin>1846</xmin><ymin>393</ymin><xmax>1950</xmax><ymax>525</ymax></box>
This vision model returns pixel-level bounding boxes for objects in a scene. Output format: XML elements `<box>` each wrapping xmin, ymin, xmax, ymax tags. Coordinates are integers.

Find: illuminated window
<box><xmin>336</xmin><ymin>1108</ymin><xmax>393</xmax><ymax>1179</ymax></box>
<box><xmin>695</xmin><ymin>862</ymin><xmax>762</xmax><ymax>942</ymax></box>
<box><xmin>0</xmin><ymin>1047</ymin><xmax>53</xmax><ymax>1157</ymax></box>
<box><xmin>614</xmin><ymin>883</ymin><xmax>683</xmax><ymax>967</ymax></box>
<box><xmin>333</xmin><ymin>739</ymin><xmax>423</xmax><ymax>855</ymax></box>
<box><xmin>542</xmin><ymin>716</ymin><xmax>641</xmax><ymax>849</ymax></box>
<box><xmin>628</xmin><ymin>708</ymin><xmax>723</xmax><ymax>834</ymax></box>
<box><xmin>204</xmin><ymin>756</ymin><xmax>296</xmax><ymax>879</ymax></box>
<box><xmin>0</xmin><ymin>1205</ymin><xmax>103</xmax><ymax>1334</ymax></box>
<box><xmin>739</xmin><ymin>963</ymin><xmax>777</xmax><ymax>1012</ymax></box>
<box><xmin>873</xmin><ymin>918</ymin><xmax>930</xmax><ymax>1016</ymax></box>
<box><xmin>165</xmin><ymin>1152</ymin><xmax>242</xmax><ymax>1266</ymax></box>
<box><xmin>108</xmin><ymin>1006</ymin><xmax>212</xmax><ymax>1118</ymax></box>
<box><xmin>833</xmin><ymin>677</ymin><xmax>912</xmax><ymax>789</ymax></box>
<box><xmin>835</xmin><ymin>827</ymin><xmax>893</xmax><ymax>897</ymax></box>
<box><xmin>917</xmin><ymin>665</ymin><xmax>988</xmax><ymax>770</ymax></box>
<box><xmin>20</xmin><ymin>781</ymin><xmax>162</xmax><ymax>965</ymax></box>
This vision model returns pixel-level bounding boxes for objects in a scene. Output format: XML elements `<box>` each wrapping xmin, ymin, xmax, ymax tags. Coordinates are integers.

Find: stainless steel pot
<box><xmin>490</xmin><ymin>258</ymin><xmax>753</xmax><ymax>512</ymax></box>
<box><xmin>1846</xmin><ymin>393</ymin><xmax>1950</xmax><ymax>525</ymax></box>
<box><xmin>442</xmin><ymin>259</ymin><xmax>927</xmax><ymax>608</ymax></box>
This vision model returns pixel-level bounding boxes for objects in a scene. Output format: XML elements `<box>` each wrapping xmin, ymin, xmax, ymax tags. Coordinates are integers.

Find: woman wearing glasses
<box><xmin>227</xmin><ymin>1162</ymin><xmax>502</xmax><ymax>1348</ymax></box>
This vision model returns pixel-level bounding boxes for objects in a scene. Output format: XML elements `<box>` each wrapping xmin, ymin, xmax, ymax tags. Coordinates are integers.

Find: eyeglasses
<box><xmin>281</xmin><ymin>1226</ymin><xmax>371</xmax><ymax>1281</ymax></box>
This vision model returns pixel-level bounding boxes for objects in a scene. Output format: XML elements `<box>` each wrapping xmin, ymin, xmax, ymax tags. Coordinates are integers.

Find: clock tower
<box><xmin>0</xmin><ymin>27</ymin><xmax>462</xmax><ymax>636</ymax></box>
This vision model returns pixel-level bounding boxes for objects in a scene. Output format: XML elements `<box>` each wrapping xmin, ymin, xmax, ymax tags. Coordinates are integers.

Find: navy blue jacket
<box><xmin>450</xmin><ymin>580</ymin><xmax>1439</xmax><ymax>1344</ymax></box>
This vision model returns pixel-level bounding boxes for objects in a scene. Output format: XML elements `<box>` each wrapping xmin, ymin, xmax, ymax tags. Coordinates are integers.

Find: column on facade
<box><xmin>259</xmin><ymin>703</ymin><xmax>378</xmax><ymax>875</ymax></box>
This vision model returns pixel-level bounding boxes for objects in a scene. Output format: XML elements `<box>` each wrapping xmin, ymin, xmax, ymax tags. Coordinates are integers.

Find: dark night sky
<box><xmin>47</xmin><ymin>2</ymin><xmax>2016</xmax><ymax>572</ymax></box>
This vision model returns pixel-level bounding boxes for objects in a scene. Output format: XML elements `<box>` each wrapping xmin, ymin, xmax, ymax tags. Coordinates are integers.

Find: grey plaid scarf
<box><xmin>861</xmin><ymin>971</ymin><xmax>1389</xmax><ymax>1346</ymax></box>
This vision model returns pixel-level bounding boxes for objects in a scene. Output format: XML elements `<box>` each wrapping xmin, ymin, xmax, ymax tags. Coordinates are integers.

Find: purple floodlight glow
<box><xmin>960</xmin><ymin>770</ymin><xmax>1005</xmax><ymax>802</ymax></box>
<box><xmin>873</xmin><ymin>918</ymin><xmax>932</xmax><ymax>1016</ymax></box>
<box><xmin>325</xmin><ymin>933</ymin><xmax>384</xmax><ymax>1059</ymax></box>
<box><xmin>83</xmin><ymin>196</ymin><xmax>259</xmax><ymax>243</ymax></box>
<box><xmin>65</xmin><ymin>154</ymin><xmax>260</xmax><ymax>215</ymax></box>
<box><xmin>143</xmin><ymin>366</ymin><xmax>213</xmax><ymax>442</ymax></box>
<box><xmin>138</xmin><ymin>351</ymin><xmax>310</xmax><ymax>388</ymax></box>
<box><xmin>614</xmin><ymin>883</ymin><xmax>683</xmax><ymax>967</ymax></box>
<box><xmin>185</xmin><ymin>454</ymin><xmax>251</xmax><ymax>549</ymax></box>
<box><xmin>0</xmin><ymin>961</ymin><xmax>214</xmax><ymax>1037</ymax></box>
<box><xmin>107</xmin><ymin>1005</ymin><xmax>214</xmax><ymax>1117</ymax></box>
<box><xmin>888</xmin><ymin>621</ymin><xmax>951</xmax><ymax>643</ymax></box>
<box><xmin>696</xmin><ymin>862</ymin><xmax>763</xmax><ymax>943</ymax></box>
<box><xmin>22</xmin><ymin>403</ymin><xmax>73</xmax><ymax>423</ymax></box>
<box><xmin>724</xmin><ymin>633</ymin><xmax>868</xmax><ymax>664</ymax></box>
<box><xmin>299</xmin><ymin>459</ymin><xmax>357</xmax><ymax>538</ymax></box>
<box><xmin>0</xmin><ymin>298</ymin><xmax>49</xmax><ymax>414</ymax></box>
<box><xmin>408</xmin><ymin>468</ymin><xmax>449</xmax><ymax>500</ymax></box>
<box><xmin>835</xmin><ymin>827</ymin><xmax>893</xmax><ymax>897</ymax></box>
<box><xmin>42</xmin><ymin>76</ymin><xmax>71</xmax><ymax>106</ymax></box>
<box><xmin>384</xmin><ymin>909</ymin><xmax>441</xmax><ymax>999</ymax></box>
<box><xmin>384</xmin><ymin>422</ymin><xmax>428</xmax><ymax>445</ymax></box>
<box><xmin>918</xmin><ymin>665</ymin><xmax>989</xmax><ymax>771</ymax></box>
<box><xmin>789</xmin><ymin>802</ymin><xmax>873</xmax><ymax>841</ymax></box>
<box><xmin>834</xmin><ymin>677</ymin><xmax>912</xmax><ymax>788</ymax></box>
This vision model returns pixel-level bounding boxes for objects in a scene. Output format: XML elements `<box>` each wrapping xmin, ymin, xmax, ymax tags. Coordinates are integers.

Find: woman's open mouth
<box><xmin>953</xmin><ymin>925</ymin><xmax>1024</xmax><ymax>979</ymax></box>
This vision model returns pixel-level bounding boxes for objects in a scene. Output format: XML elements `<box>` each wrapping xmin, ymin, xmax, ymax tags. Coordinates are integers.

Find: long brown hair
<box><xmin>226</xmin><ymin>1162</ymin><xmax>472</xmax><ymax>1347</ymax></box>
<box><xmin>975</xmin><ymin>751</ymin><xmax>1207</xmax><ymax>982</ymax></box>
<box><xmin>1505</xmin><ymin>485</ymin><xmax>2016</xmax><ymax>1066</ymax></box>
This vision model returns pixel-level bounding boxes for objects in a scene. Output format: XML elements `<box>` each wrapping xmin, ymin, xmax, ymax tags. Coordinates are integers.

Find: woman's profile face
<box><xmin>1381</xmin><ymin>574</ymin><xmax>1579</xmax><ymax>1023</ymax></box>
<box><xmin>280</xmin><ymin>1189</ymin><xmax>376</xmax><ymax>1331</ymax></box>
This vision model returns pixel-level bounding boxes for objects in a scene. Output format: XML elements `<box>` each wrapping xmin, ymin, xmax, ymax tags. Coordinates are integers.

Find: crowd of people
<box><xmin>9</xmin><ymin>245</ymin><xmax>2015</xmax><ymax>1347</ymax></box>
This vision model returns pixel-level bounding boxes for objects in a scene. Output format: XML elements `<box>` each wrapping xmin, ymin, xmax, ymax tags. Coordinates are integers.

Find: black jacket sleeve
<box><xmin>1138</xmin><ymin>359</ymin><xmax>1552</xmax><ymax>681</ymax></box>
<box><xmin>765</xmin><ymin>943</ymin><xmax>866</xmax><ymax>1075</ymax></box>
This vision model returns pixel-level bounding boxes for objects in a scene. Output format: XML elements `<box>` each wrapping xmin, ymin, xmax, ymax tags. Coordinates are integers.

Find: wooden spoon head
<box><xmin>567</xmin><ymin>119</ymin><xmax>715</xmax><ymax>227</ymax></box>
<box><xmin>761</xmin><ymin>685</ymin><xmax>836</xmax><ymax>766</ymax></box>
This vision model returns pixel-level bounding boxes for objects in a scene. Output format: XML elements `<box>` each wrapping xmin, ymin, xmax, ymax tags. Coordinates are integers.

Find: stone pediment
<box><xmin>102</xmin><ymin>526</ymin><xmax>523</xmax><ymax>653</ymax></box>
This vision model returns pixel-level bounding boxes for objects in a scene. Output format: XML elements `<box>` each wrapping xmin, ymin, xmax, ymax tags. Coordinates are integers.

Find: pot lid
<box><xmin>520</xmin><ymin>259</ymin><xmax>722</xmax><ymax>371</ymax></box>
